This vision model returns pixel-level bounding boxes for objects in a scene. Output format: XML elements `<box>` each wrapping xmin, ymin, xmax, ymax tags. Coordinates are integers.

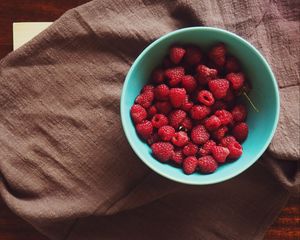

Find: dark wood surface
<box><xmin>0</xmin><ymin>1</ymin><xmax>299</xmax><ymax>239</ymax></box>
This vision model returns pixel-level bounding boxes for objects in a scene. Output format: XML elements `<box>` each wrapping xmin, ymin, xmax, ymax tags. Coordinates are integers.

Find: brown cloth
<box><xmin>0</xmin><ymin>0</ymin><xmax>299</xmax><ymax>239</ymax></box>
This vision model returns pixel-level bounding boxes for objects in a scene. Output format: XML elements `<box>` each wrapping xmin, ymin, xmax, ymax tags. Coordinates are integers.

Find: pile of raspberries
<box><xmin>130</xmin><ymin>43</ymin><xmax>249</xmax><ymax>175</ymax></box>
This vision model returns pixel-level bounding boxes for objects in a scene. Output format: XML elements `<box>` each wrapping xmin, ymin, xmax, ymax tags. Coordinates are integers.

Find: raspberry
<box><xmin>227</xmin><ymin>141</ymin><xmax>243</xmax><ymax>159</ymax></box>
<box><xmin>197</xmin><ymin>90</ymin><xmax>215</xmax><ymax>106</ymax></box>
<box><xmin>172</xmin><ymin>131</ymin><xmax>189</xmax><ymax>147</ymax></box>
<box><xmin>151</xmin><ymin>114</ymin><xmax>169</xmax><ymax>128</ymax></box>
<box><xmin>184</xmin><ymin>46</ymin><xmax>202</xmax><ymax>66</ymax></box>
<box><xmin>208</xmin><ymin>79</ymin><xmax>230</xmax><ymax>99</ymax></box>
<box><xmin>151</xmin><ymin>68</ymin><xmax>165</xmax><ymax>84</ymax></box>
<box><xmin>226</xmin><ymin>72</ymin><xmax>245</xmax><ymax>90</ymax></box>
<box><xmin>191</xmin><ymin>125</ymin><xmax>210</xmax><ymax>144</ymax></box>
<box><xmin>209</xmin><ymin>43</ymin><xmax>226</xmax><ymax>67</ymax></box>
<box><xmin>136</xmin><ymin>120</ymin><xmax>153</xmax><ymax>140</ymax></box>
<box><xmin>142</xmin><ymin>84</ymin><xmax>154</xmax><ymax>93</ymax></box>
<box><xmin>147</xmin><ymin>105</ymin><xmax>157</xmax><ymax>118</ymax></box>
<box><xmin>135</xmin><ymin>91</ymin><xmax>154</xmax><ymax>108</ymax></box>
<box><xmin>225</xmin><ymin>56</ymin><xmax>240</xmax><ymax>73</ymax></box>
<box><xmin>196</xmin><ymin>65</ymin><xmax>218</xmax><ymax>85</ymax></box>
<box><xmin>181</xmin><ymin>117</ymin><xmax>193</xmax><ymax>131</ymax></box>
<box><xmin>154</xmin><ymin>84</ymin><xmax>169</xmax><ymax>101</ymax></box>
<box><xmin>220</xmin><ymin>136</ymin><xmax>237</xmax><ymax>147</ymax></box>
<box><xmin>183</xmin><ymin>156</ymin><xmax>198</xmax><ymax>174</ymax></box>
<box><xmin>171</xmin><ymin>149</ymin><xmax>184</xmax><ymax>165</ymax></box>
<box><xmin>232</xmin><ymin>122</ymin><xmax>248</xmax><ymax>142</ymax></box>
<box><xmin>212</xmin><ymin>126</ymin><xmax>228</xmax><ymax>141</ymax></box>
<box><xmin>181</xmin><ymin>96</ymin><xmax>194</xmax><ymax>111</ymax></box>
<box><xmin>211</xmin><ymin>100</ymin><xmax>228</xmax><ymax>112</ymax></box>
<box><xmin>214</xmin><ymin>110</ymin><xmax>233</xmax><ymax>126</ymax></box>
<box><xmin>204</xmin><ymin>115</ymin><xmax>222</xmax><ymax>131</ymax></box>
<box><xmin>131</xmin><ymin>104</ymin><xmax>147</xmax><ymax>124</ymax></box>
<box><xmin>169</xmin><ymin>46</ymin><xmax>186</xmax><ymax>64</ymax></box>
<box><xmin>169</xmin><ymin>88</ymin><xmax>187</xmax><ymax>108</ymax></box>
<box><xmin>183</xmin><ymin>143</ymin><xmax>198</xmax><ymax>156</ymax></box>
<box><xmin>151</xmin><ymin>142</ymin><xmax>174</xmax><ymax>162</ymax></box>
<box><xmin>168</xmin><ymin>110</ymin><xmax>186</xmax><ymax>129</ymax></box>
<box><xmin>155</xmin><ymin>101</ymin><xmax>172</xmax><ymax>115</ymax></box>
<box><xmin>198</xmin><ymin>156</ymin><xmax>218</xmax><ymax>173</ymax></box>
<box><xmin>190</xmin><ymin>105</ymin><xmax>211</xmax><ymax>120</ymax></box>
<box><xmin>181</xmin><ymin>75</ymin><xmax>197</xmax><ymax>93</ymax></box>
<box><xmin>165</xmin><ymin>67</ymin><xmax>185</xmax><ymax>86</ymax></box>
<box><xmin>147</xmin><ymin>132</ymin><xmax>160</xmax><ymax>145</ymax></box>
<box><xmin>158</xmin><ymin>125</ymin><xmax>176</xmax><ymax>141</ymax></box>
<box><xmin>224</xmin><ymin>89</ymin><xmax>234</xmax><ymax>103</ymax></box>
<box><xmin>211</xmin><ymin>146</ymin><xmax>230</xmax><ymax>163</ymax></box>
<box><xmin>198</xmin><ymin>140</ymin><xmax>217</xmax><ymax>156</ymax></box>
<box><xmin>231</xmin><ymin>104</ymin><xmax>247</xmax><ymax>122</ymax></box>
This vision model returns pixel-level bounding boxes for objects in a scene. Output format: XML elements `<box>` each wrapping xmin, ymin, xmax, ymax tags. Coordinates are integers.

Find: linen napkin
<box><xmin>0</xmin><ymin>0</ymin><xmax>299</xmax><ymax>239</ymax></box>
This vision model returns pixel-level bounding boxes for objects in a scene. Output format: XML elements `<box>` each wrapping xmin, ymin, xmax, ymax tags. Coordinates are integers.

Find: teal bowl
<box><xmin>121</xmin><ymin>27</ymin><xmax>279</xmax><ymax>185</ymax></box>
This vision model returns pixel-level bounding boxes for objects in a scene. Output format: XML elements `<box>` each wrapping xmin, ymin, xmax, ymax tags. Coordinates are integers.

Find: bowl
<box><xmin>121</xmin><ymin>27</ymin><xmax>279</xmax><ymax>185</ymax></box>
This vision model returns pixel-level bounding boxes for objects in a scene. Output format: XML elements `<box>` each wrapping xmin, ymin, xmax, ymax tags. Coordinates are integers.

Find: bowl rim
<box><xmin>120</xmin><ymin>26</ymin><xmax>280</xmax><ymax>185</ymax></box>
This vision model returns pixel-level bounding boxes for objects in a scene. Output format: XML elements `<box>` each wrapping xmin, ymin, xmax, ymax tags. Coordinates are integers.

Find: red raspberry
<box><xmin>171</xmin><ymin>149</ymin><xmax>184</xmax><ymax>165</ymax></box>
<box><xmin>154</xmin><ymin>84</ymin><xmax>169</xmax><ymax>101</ymax></box>
<box><xmin>151</xmin><ymin>114</ymin><xmax>169</xmax><ymax>128</ymax></box>
<box><xmin>142</xmin><ymin>84</ymin><xmax>154</xmax><ymax>93</ymax></box>
<box><xmin>196</xmin><ymin>65</ymin><xmax>218</xmax><ymax>85</ymax></box>
<box><xmin>191</xmin><ymin>125</ymin><xmax>210</xmax><ymax>144</ymax></box>
<box><xmin>147</xmin><ymin>132</ymin><xmax>160</xmax><ymax>145</ymax></box>
<box><xmin>223</xmin><ymin>89</ymin><xmax>234</xmax><ymax>103</ymax></box>
<box><xmin>214</xmin><ymin>110</ymin><xmax>233</xmax><ymax>126</ymax></box>
<box><xmin>158</xmin><ymin>125</ymin><xmax>175</xmax><ymax>141</ymax></box>
<box><xmin>184</xmin><ymin>46</ymin><xmax>202</xmax><ymax>66</ymax></box>
<box><xmin>227</xmin><ymin>141</ymin><xmax>243</xmax><ymax>159</ymax></box>
<box><xmin>181</xmin><ymin>96</ymin><xmax>194</xmax><ymax>111</ymax></box>
<box><xmin>151</xmin><ymin>142</ymin><xmax>174</xmax><ymax>162</ymax></box>
<box><xmin>204</xmin><ymin>115</ymin><xmax>222</xmax><ymax>131</ymax></box>
<box><xmin>198</xmin><ymin>156</ymin><xmax>218</xmax><ymax>173</ymax></box>
<box><xmin>212</xmin><ymin>126</ymin><xmax>228</xmax><ymax>141</ymax></box>
<box><xmin>147</xmin><ymin>105</ymin><xmax>157</xmax><ymax>118</ymax></box>
<box><xmin>231</xmin><ymin>104</ymin><xmax>247</xmax><ymax>122</ymax></box>
<box><xmin>183</xmin><ymin>143</ymin><xmax>198</xmax><ymax>156</ymax></box>
<box><xmin>209</xmin><ymin>43</ymin><xmax>226</xmax><ymax>67</ymax></box>
<box><xmin>190</xmin><ymin>105</ymin><xmax>211</xmax><ymax>120</ymax></box>
<box><xmin>172</xmin><ymin>131</ymin><xmax>189</xmax><ymax>147</ymax></box>
<box><xmin>168</xmin><ymin>110</ymin><xmax>186</xmax><ymax>129</ymax></box>
<box><xmin>211</xmin><ymin>100</ymin><xmax>228</xmax><ymax>112</ymax></box>
<box><xmin>181</xmin><ymin>117</ymin><xmax>193</xmax><ymax>131</ymax></box>
<box><xmin>169</xmin><ymin>88</ymin><xmax>187</xmax><ymax>108</ymax></box>
<box><xmin>225</xmin><ymin>56</ymin><xmax>240</xmax><ymax>73</ymax></box>
<box><xmin>165</xmin><ymin>67</ymin><xmax>185</xmax><ymax>86</ymax></box>
<box><xmin>183</xmin><ymin>156</ymin><xmax>198</xmax><ymax>174</ymax></box>
<box><xmin>151</xmin><ymin>68</ymin><xmax>165</xmax><ymax>84</ymax></box>
<box><xmin>208</xmin><ymin>79</ymin><xmax>230</xmax><ymax>99</ymax></box>
<box><xmin>226</xmin><ymin>72</ymin><xmax>245</xmax><ymax>90</ymax></box>
<box><xmin>197</xmin><ymin>90</ymin><xmax>215</xmax><ymax>106</ymax></box>
<box><xmin>155</xmin><ymin>101</ymin><xmax>172</xmax><ymax>115</ymax></box>
<box><xmin>130</xmin><ymin>104</ymin><xmax>147</xmax><ymax>124</ymax></box>
<box><xmin>211</xmin><ymin>146</ymin><xmax>230</xmax><ymax>163</ymax></box>
<box><xmin>169</xmin><ymin>46</ymin><xmax>186</xmax><ymax>64</ymax></box>
<box><xmin>232</xmin><ymin>122</ymin><xmax>248</xmax><ymax>142</ymax></box>
<box><xmin>220</xmin><ymin>136</ymin><xmax>237</xmax><ymax>147</ymax></box>
<box><xmin>181</xmin><ymin>75</ymin><xmax>197</xmax><ymax>93</ymax></box>
<box><xmin>198</xmin><ymin>140</ymin><xmax>217</xmax><ymax>156</ymax></box>
<box><xmin>135</xmin><ymin>91</ymin><xmax>154</xmax><ymax>108</ymax></box>
<box><xmin>136</xmin><ymin>120</ymin><xmax>153</xmax><ymax>140</ymax></box>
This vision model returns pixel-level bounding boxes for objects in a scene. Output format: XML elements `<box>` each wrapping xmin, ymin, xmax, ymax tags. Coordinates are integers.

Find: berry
<box><xmin>135</xmin><ymin>91</ymin><xmax>154</xmax><ymax>108</ymax></box>
<box><xmin>171</xmin><ymin>149</ymin><xmax>184</xmax><ymax>165</ymax></box>
<box><xmin>151</xmin><ymin>68</ymin><xmax>165</xmax><ymax>84</ymax></box>
<box><xmin>154</xmin><ymin>84</ymin><xmax>169</xmax><ymax>101</ymax></box>
<box><xmin>231</xmin><ymin>104</ymin><xmax>247</xmax><ymax>122</ymax></box>
<box><xmin>224</xmin><ymin>89</ymin><xmax>234</xmax><ymax>103</ymax></box>
<box><xmin>181</xmin><ymin>117</ymin><xmax>193</xmax><ymax>131</ymax></box>
<box><xmin>196</xmin><ymin>65</ymin><xmax>218</xmax><ymax>85</ymax></box>
<box><xmin>212</xmin><ymin>126</ymin><xmax>228</xmax><ymax>141</ymax></box>
<box><xmin>168</xmin><ymin>110</ymin><xmax>187</xmax><ymax>129</ymax></box>
<box><xmin>158</xmin><ymin>125</ymin><xmax>176</xmax><ymax>141</ymax></box>
<box><xmin>131</xmin><ymin>104</ymin><xmax>147</xmax><ymax>124</ymax></box>
<box><xmin>147</xmin><ymin>105</ymin><xmax>157</xmax><ymax>118</ymax></box>
<box><xmin>220</xmin><ymin>136</ymin><xmax>237</xmax><ymax>147</ymax></box>
<box><xmin>183</xmin><ymin>156</ymin><xmax>198</xmax><ymax>174</ymax></box>
<box><xmin>197</xmin><ymin>90</ymin><xmax>215</xmax><ymax>106</ymax></box>
<box><xmin>227</xmin><ymin>141</ymin><xmax>243</xmax><ymax>159</ymax></box>
<box><xmin>151</xmin><ymin>114</ymin><xmax>169</xmax><ymax>128</ymax></box>
<box><xmin>232</xmin><ymin>122</ymin><xmax>248</xmax><ymax>142</ymax></box>
<box><xmin>225</xmin><ymin>56</ymin><xmax>240</xmax><ymax>73</ymax></box>
<box><xmin>190</xmin><ymin>105</ymin><xmax>211</xmax><ymax>120</ymax></box>
<box><xmin>198</xmin><ymin>156</ymin><xmax>218</xmax><ymax>173</ymax></box>
<box><xmin>198</xmin><ymin>140</ymin><xmax>217</xmax><ymax>156</ymax></box>
<box><xmin>184</xmin><ymin>46</ymin><xmax>202</xmax><ymax>66</ymax></box>
<box><xmin>226</xmin><ymin>72</ymin><xmax>245</xmax><ymax>90</ymax></box>
<box><xmin>181</xmin><ymin>75</ymin><xmax>197</xmax><ymax>93</ymax></box>
<box><xmin>211</xmin><ymin>100</ymin><xmax>228</xmax><ymax>112</ymax></box>
<box><xmin>209</xmin><ymin>43</ymin><xmax>226</xmax><ymax>67</ymax></box>
<box><xmin>165</xmin><ymin>67</ymin><xmax>185</xmax><ymax>86</ymax></box>
<box><xmin>156</xmin><ymin>101</ymin><xmax>172</xmax><ymax>115</ymax></box>
<box><xmin>208</xmin><ymin>79</ymin><xmax>230</xmax><ymax>99</ymax></box>
<box><xmin>191</xmin><ymin>125</ymin><xmax>210</xmax><ymax>144</ymax></box>
<box><xmin>142</xmin><ymin>84</ymin><xmax>154</xmax><ymax>93</ymax></box>
<box><xmin>204</xmin><ymin>115</ymin><xmax>222</xmax><ymax>131</ymax></box>
<box><xmin>183</xmin><ymin>143</ymin><xmax>198</xmax><ymax>156</ymax></box>
<box><xmin>214</xmin><ymin>110</ymin><xmax>233</xmax><ymax>126</ymax></box>
<box><xmin>181</xmin><ymin>96</ymin><xmax>194</xmax><ymax>111</ymax></box>
<box><xmin>172</xmin><ymin>131</ymin><xmax>189</xmax><ymax>147</ymax></box>
<box><xmin>136</xmin><ymin>120</ymin><xmax>153</xmax><ymax>139</ymax></box>
<box><xmin>151</xmin><ymin>142</ymin><xmax>174</xmax><ymax>162</ymax></box>
<box><xmin>211</xmin><ymin>146</ymin><xmax>230</xmax><ymax>163</ymax></box>
<box><xmin>169</xmin><ymin>88</ymin><xmax>187</xmax><ymax>108</ymax></box>
<box><xmin>170</xmin><ymin>46</ymin><xmax>186</xmax><ymax>64</ymax></box>
<box><xmin>147</xmin><ymin>132</ymin><xmax>160</xmax><ymax>145</ymax></box>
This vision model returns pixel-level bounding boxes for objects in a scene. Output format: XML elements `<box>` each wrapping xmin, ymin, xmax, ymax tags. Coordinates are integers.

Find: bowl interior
<box><xmin>121</xmin><ymin>27</ymin><xmax>279</xmax><ymax>184</ymax></box>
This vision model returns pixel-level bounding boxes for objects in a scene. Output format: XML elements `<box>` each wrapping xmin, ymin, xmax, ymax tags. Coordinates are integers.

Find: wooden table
<box><xmin>0</xmin><ymin>1</ymin><xmax>299</xmax><ymax>239</ymax></box>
